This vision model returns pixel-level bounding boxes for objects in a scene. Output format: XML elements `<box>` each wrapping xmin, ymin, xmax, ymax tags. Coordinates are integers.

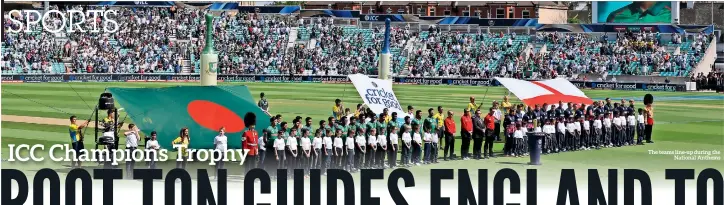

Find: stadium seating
<box><xmin>1</xmin><ymin>7</ymin><xmax>710</xmax><ymax>78</ymax></box>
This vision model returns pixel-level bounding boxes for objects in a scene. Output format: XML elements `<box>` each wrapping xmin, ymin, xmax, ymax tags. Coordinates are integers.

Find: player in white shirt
<box><xmin>423</xmin><ymin>127</ymin><xmax>433</xmax><ymax>164</ymax></box>
<box><xmin>312</xmin><ymin>130</ymin><xmax>323</xmax><ymax>169</ymax></box>
<box><xmin>301</xmin><ymin>130</ymin><xmax>312</xmax><ymax>176</ymax></box>
<box><xmin>388</xmin><ymin>126</ymin><xmax>399</xmax><ymax>168</ymax></box>
<box><xmin>556</xmin><ymin>116</ymin><xmax>567</xmax><ymax>152</ymax></box>
<box><xmin>377</xmin><ymin>132</ymin><xmax>387</xmax><ymax>168</ymax></box>
<box><xmin>213</xmin><ymin>127</ymin><xmax>228</xmax><ymax>179</ymax></box>
<box><xmin>333</xmin><ymin>129</ymin><xmax>344</xmax><ymax>168</ymax></box>
<box><xmin>401</xmin><ymin>127</ymin><xmax>412</xmax><ymax>166</ymax></box>
<box><xmin>323</xmin><ymin>129</ymin><xmax>333</xmax><ymax>173</ymax></box>
<box><xmin>366</xmin><ymin>129</ymin><xmax>378</xmax><ymax>168</ymax></box>
<box><xmin>345</xmin><ymin>130</ymin><xmax>356</xmax><ymax>172</ymax></box>
<box><xmin>273</xmin><ymin>130</ymin><xmax>287</xmax><ymax>175</ymax></box>
<box><xmin>145</xmin><ymin>131</ymin><xmax>160</xmax><ymax>169</ymax></box>
<box><xmin>636</xmin><ymin>108</ymin><xmax>645</xmax><ymax>145</ymax></box>
<box><xmin>355</xmin><ymin>128</ymin><xmax>367</xmax><ymax>169</ymax></box>
<box><xmin>593</xmin><ymin>114</ymin><xmax>603</xmax><ymax>149</ymax></box>
<box><xmin>626</xmin><ymin>111</ymin><xmax>636</xmax><ymax>146</ymax></box>
<box><xmin>411</xmin><ymin>125</ymin><xmax>423</xmax><ymax>166</ymax></box>
<box><xmin>513</xmin><ymin>123</ymin><xmax>524</xmax><ymax>157</ymax></box>
<box><xmin>603</xmin><ymin>112</ymin><xmax>613</xmax><ymax>147</ymax></box>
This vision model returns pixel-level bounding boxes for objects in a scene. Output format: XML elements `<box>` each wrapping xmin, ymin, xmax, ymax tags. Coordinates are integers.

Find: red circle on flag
<box><xmin>187</xmin><ymin>100</ymin><xmax>245</xmax><ymax>133</ymax></box>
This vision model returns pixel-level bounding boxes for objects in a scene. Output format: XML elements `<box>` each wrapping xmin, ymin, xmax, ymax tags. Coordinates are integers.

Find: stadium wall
<box><xmin>537</xmin><ymin>7</ymin><xmax>568</xmax><ymax>24</ymax></box>
<box><xmin>0</xmin><ymin>74</ymin><xmax>687</xmax><ymax>92</ymax></box>
<box><xmin>695</xmin><ymin>39</ymin><xmax>719</xmax><ymax>74</ymax></box>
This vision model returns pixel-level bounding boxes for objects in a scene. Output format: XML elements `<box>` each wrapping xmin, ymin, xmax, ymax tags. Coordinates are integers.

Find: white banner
<box><xmin>348</xmin><ymin>74</ymin><xmax>407</xmax><ymax>118</ymax></box>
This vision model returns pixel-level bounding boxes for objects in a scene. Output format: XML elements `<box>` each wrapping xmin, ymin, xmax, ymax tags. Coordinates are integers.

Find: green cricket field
<box><xmin>1</xmin><ymin>82</ymin><xmax>722</xmax><ymax>184</ymax></box>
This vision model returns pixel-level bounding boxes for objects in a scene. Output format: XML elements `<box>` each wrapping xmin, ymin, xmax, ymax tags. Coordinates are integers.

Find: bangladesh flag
<box><xmin>107</xmin><ymin>85</ymin><xmax>270</xmax><ymax>149</ymax></box>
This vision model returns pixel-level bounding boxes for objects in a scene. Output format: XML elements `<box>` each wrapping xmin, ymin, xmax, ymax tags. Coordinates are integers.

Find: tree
<box><xmin>270</xmin><ymin>1</ymin><xmax>301</xmax><ymax>6</ymax></box>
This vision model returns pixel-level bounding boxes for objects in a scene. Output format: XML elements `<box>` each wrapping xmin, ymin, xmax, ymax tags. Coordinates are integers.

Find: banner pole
<box><xmin>480</xmin><ymin>85</ymin><xmax>490</xmax><ymax>108</ymax></box>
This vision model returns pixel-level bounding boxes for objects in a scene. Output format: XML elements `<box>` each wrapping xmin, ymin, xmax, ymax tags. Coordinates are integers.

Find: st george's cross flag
<box><xmin>494</xmin><ymin>77</ymin><xmax>593</xmax><ymax>107</ymax></box>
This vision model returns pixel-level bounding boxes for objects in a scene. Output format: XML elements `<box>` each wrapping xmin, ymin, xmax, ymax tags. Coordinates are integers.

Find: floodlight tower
<box><xmin>200</xmin><ymin>13</ymin><xmax>218</xmax><ymax>86</ymax></box>
<box><xmin>378</xmin><ymin>18</ymin><xmax>392</xmax><ymax>80</ymax></box>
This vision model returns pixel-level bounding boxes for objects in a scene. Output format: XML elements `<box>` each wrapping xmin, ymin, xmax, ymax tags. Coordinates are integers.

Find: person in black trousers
<box><xmin>460</xmin><ymin>109</ymin><xmax>473</xmax><ymax>160</ymax></box>
<box><xmin>443</xmin><ymin>111</ymin><xmax>457</xmax><ymax>160</ymax></box>
<box><xmin>472</xmin><ymin>109</ymin><xmax>485</xmax><ymax>160</ymax></box>
<box><xmin>492</xmin><ymin>102</ymin><xmax>502</xmax><ymax>141</ymax></box>
<box><xmin>503</xmin><ymin>109</ymin><xmax>516</xmax><ymax>156</ymax></box>
<box><xmin>483</xmin><ymin>108</ymin><xmax>496</xmax><ymax>159</ymax></box>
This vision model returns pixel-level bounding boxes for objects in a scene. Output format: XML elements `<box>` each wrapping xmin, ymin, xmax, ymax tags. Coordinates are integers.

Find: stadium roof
<box><xmin>344</xmin><ymin>1</ymin><xmax>566</xmax><ymax>7</ymax></box>
<box><xmin>304</xmin><ymin>1</ymin><xmax>356</xmax><ymax>6</ymax></box>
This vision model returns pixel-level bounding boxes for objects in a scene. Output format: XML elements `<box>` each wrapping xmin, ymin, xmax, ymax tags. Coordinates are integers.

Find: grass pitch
<box><xmin>1</xmin><ymin>82</ymin><xmax>723</xmax><ymax>183</ymax></box>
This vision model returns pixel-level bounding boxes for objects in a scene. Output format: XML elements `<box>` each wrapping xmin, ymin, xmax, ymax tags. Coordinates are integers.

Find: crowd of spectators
<box><xmin>2</xmin><ymin>6</ymin><xmax>714</xmax><ymax>79</ymax></box>
<box><xmin>538</xmin><ymin>31</ymin><xmax>715</xmax><ymax>77</ymax></box>
<box><xmin>3</xmin><ymin>6</ymin><xmax>182</xmax><ymax>73</ymax></box>
<box><xmin>404</xmin><ymin>28</ymin><xmax>525</xmax><ymax>78</ymax></box>
<box><xmin>289</xmin><ymin>18</ymin><xmax>414</xmax><ymax>75</ymax></box>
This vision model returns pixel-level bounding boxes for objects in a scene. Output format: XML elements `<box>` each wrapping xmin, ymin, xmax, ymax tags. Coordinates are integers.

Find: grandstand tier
<box><xmin>2</xmin><ymin>6</ymin><xmax>715</xmax><ymax>79</ymax></box>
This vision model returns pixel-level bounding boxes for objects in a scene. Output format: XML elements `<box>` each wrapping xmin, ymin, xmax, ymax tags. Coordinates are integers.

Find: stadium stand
<box><xmin>1</xmin><ymin>6</ymin><xmax>716</xmax><ymax>79</ymax></box>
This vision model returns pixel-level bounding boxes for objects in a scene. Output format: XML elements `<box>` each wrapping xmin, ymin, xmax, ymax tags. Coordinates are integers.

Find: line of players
<box><xmin>257</xmin><ymin>99</ymin><xmax>647</xmax><ymax>178</ymax></box>
<box><xmin>262</xmin><ymin>114</ymin><xmax>446</xmax><ymax>178</ymax></box>
<box><xmin>503</xmin><ymin>99</ymin><xmax>648</xmax><ymax>157</ymax></box>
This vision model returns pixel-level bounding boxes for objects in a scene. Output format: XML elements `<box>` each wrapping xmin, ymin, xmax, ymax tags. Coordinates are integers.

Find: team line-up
<box><xmin>66</xmin><ymin>94</ymin><xmax>654</xmax><ymax>179</ymax></box>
